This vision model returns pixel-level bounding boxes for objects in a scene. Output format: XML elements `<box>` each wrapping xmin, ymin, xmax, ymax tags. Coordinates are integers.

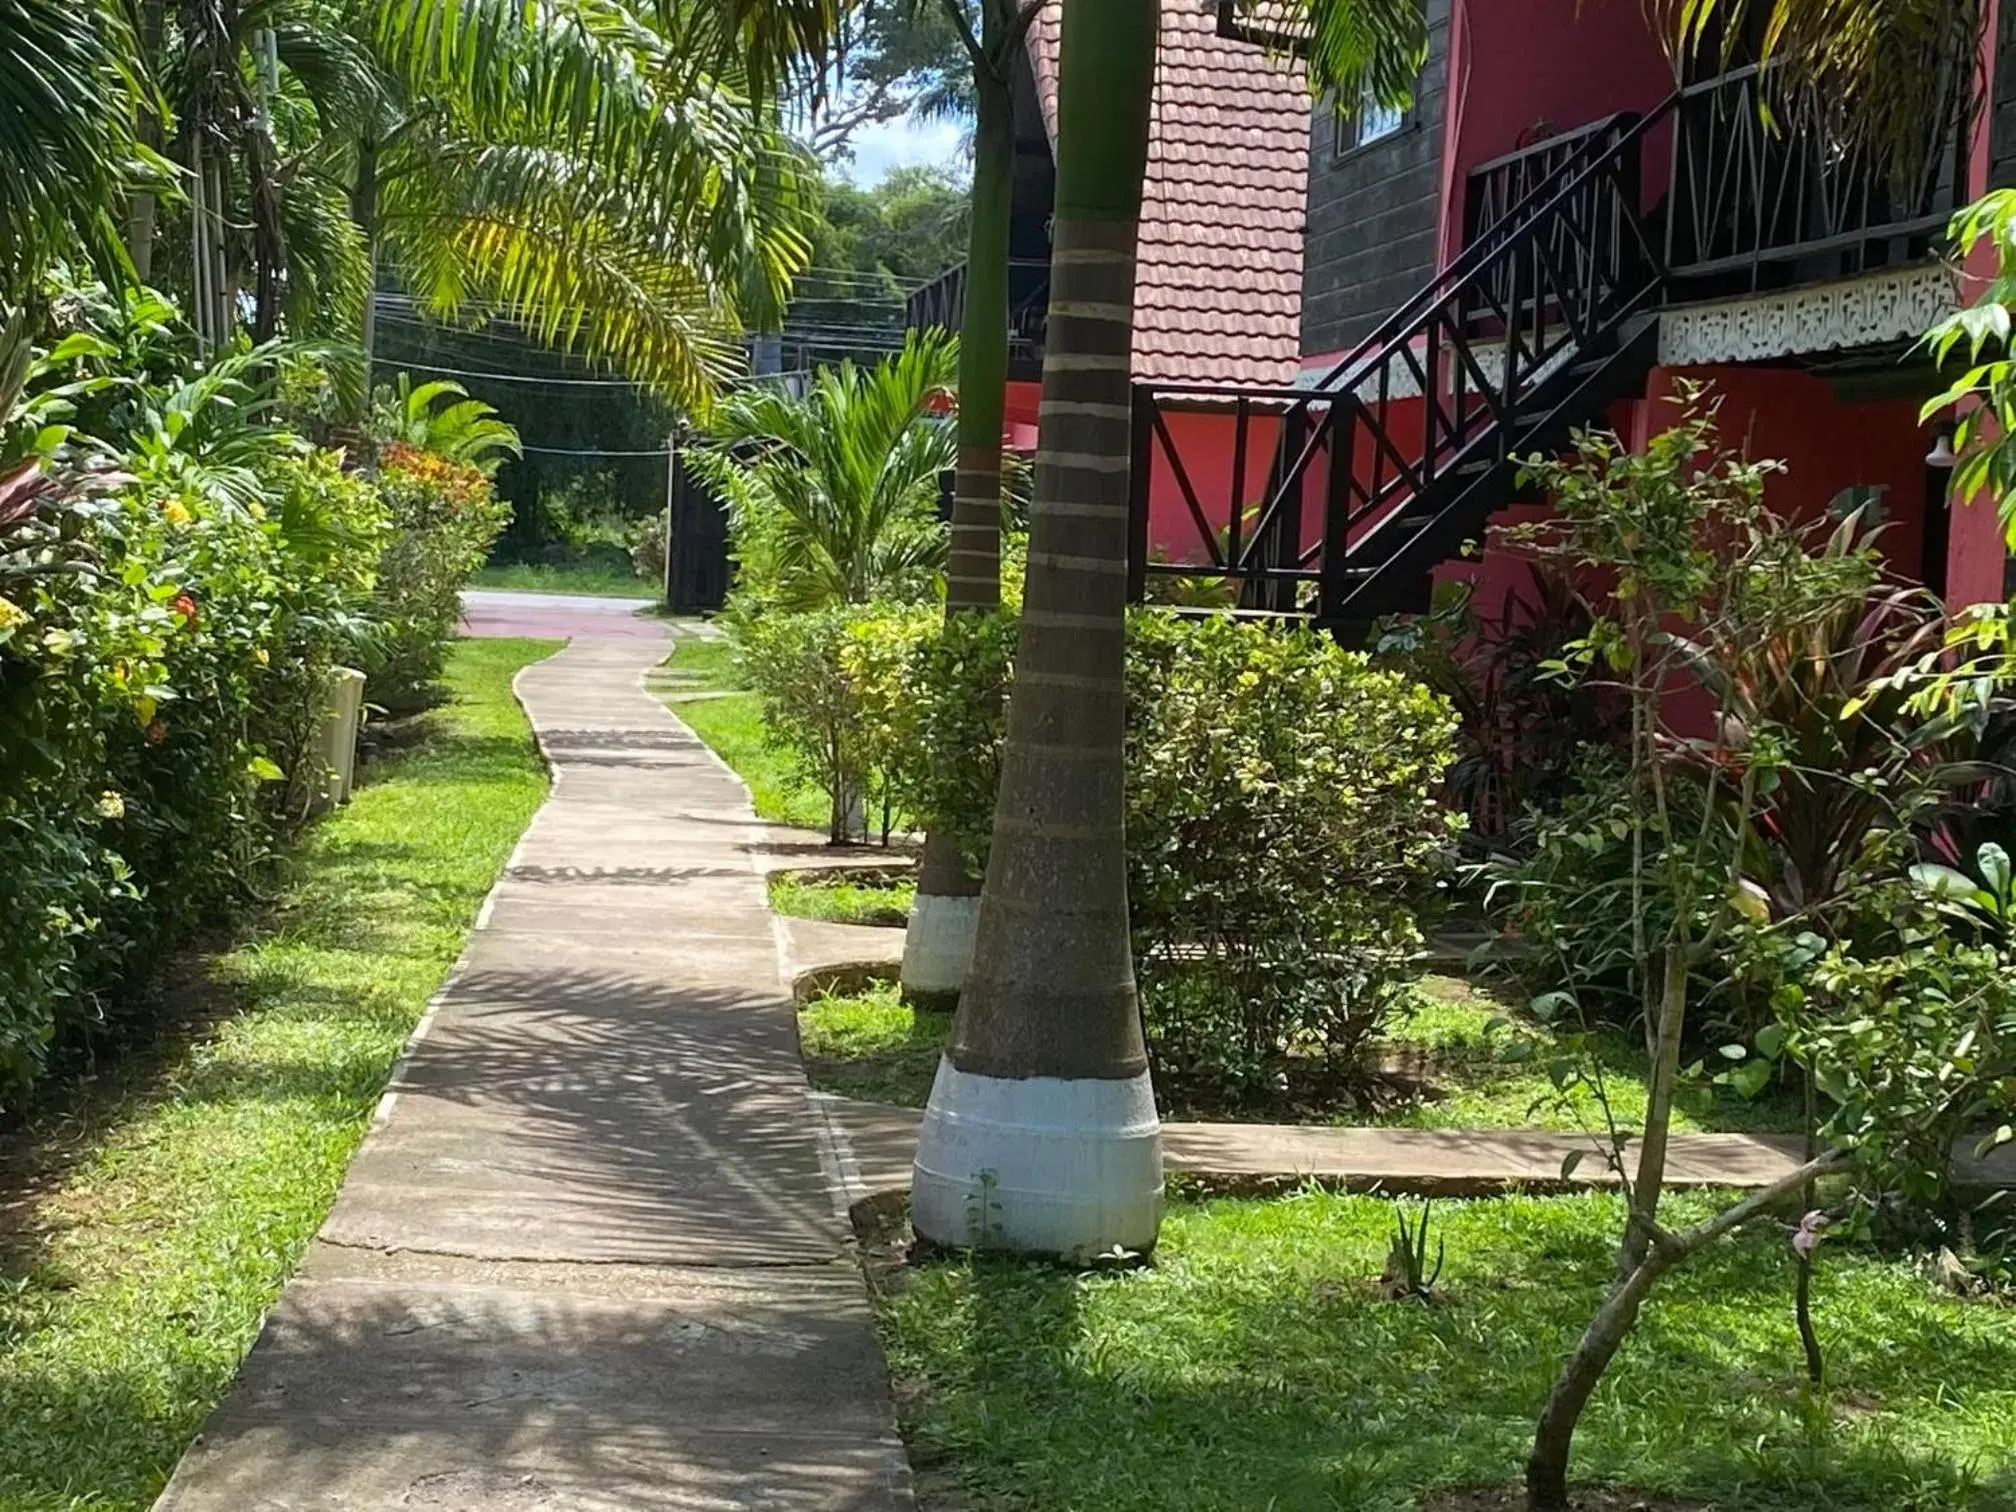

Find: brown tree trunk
<box><xmin>902</xmin><ymin>7</ymin><xmax>1016</xmax><ymax>1010</ymax></box>
<box><xmin>1619</xmin><ymin>941</ymin><xmax>1687</xmax><ymax>1276</ymax></box>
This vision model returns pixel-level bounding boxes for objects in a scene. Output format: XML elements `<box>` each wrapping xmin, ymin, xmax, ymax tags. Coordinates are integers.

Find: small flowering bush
<box><xmin>365</xmin><ymin>443</ymin><xmax>510</xmax><ymax>713</ymax></box>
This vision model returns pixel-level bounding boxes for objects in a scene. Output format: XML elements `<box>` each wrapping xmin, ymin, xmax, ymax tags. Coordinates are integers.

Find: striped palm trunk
<box><xmin>900</xmin><ymin>1</ymin><xmax>1016</xmax><ymax>1009</ymax></box>
<box><xmin>911</xmin><ymin>0</ymin><xmax>1164</xmax><ymax>1261</ymax></box>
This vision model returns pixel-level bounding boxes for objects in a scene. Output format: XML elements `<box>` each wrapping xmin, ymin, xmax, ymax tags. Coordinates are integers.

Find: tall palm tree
<box><xmin>0</xmin><ymin>0</ymin><xmax>150</xmax><ymax>303</ymax></box>
<box><xmin>688</xmin><ymin>330</ymin><xmax>959</xmax><ymax>609</ymax></box>
<box><xmin>108</xmin><ymin>0</ymin><xmax>831</xmax><ymax>405</ymax></box>
<box><xmin>899</xmin><ymin>0</ymin><xmax>1047</xmax><ymax>1013</ymax></box>
<box><xmin>908</xmin><ymin>0</ymin><xmax>1165</xmax><ymax>1261</ymax></box>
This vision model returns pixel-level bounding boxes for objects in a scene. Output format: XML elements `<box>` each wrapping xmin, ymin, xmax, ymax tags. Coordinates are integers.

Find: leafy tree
<box><xmin>1491</xmin><ymin>392</ymin><xmax>2013</xmax><ymax>1512</ymax></box>
<box><xmin>690</xmin><ymin>329</ymin><xmax>958</xmax><ymax>609</ymax></box>
<box><xmin>1924</xmin><ymin>189</ymin><xmax>2016</xmax><ymax>536</ymax></box>
<box><xmin>788</xmin><ymin>166</ymin><xmax>971</xmax><ymax>365</ymax></box>
<box><xmin>810</xmin><ymin>0</ymin><xmax>973</xmax><ymax>157</ymax></box>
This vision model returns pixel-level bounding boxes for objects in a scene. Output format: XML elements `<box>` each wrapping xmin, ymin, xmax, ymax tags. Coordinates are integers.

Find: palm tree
<box><xmin>103</xmin><ymin>0</ymin><xmax>832</xmax><ymax>405</ymax></box>
<box><xmin>898</xmin><ymin>0</ymin><xmax>1048</xmax><ymax>1015</ymax></box>
<box><xmin>0</xmin><ymin>0</ymin><xmax>149</xmax><ymax>303</ymax></box>
<box><xmin>907</xmin><ymin>0</ymin><xmax>1166</xmax><ymax>1261</ymax></box>
<box><xmin>687</xmin><ymin>330</ymin><xmax>959</xmax><ymax>610</ymax></box>
<box><xmin>361</xmin><ymin>0</ymin><xmax>822</xmax><ymax>404</ymax></box>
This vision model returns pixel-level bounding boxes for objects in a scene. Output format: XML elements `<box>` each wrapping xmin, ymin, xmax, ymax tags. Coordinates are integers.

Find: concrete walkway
<box><xmin>825</xmin><ymin>1100</ymin><xmax>1813</xmax><ymax>1201</ymax></box>
<box><xmin>157</xmin><ymin>632</ymin><xmax>911</xmax><ymax>1511</ymax></box>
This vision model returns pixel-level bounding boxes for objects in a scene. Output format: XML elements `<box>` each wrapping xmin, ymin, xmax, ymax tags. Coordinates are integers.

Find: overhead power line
<box><xmin>518</xmin><ymin>443</ymin><xmax>673</xmax><ymax>457</ymax></box>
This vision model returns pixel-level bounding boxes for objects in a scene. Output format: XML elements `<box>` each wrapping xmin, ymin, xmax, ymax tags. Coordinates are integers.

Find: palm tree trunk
<box><xmin>901</xmin><ymin>15</ymin><xmax>1016</xmax><ymax>1010</ymax></box>
<box><xmin>125</xmin><ymin>0</ymin><xmax>169</xmax><ymax>282</ymax></box>
<box><xmin>355</xmin><ymin>137</ymin><xmax>379</xmax><ymax>415</ymax></box>
<box><xmin>910</xmin><ymin>0</ymin><xmax>1164</xmax><ymax>1261</ymax></box>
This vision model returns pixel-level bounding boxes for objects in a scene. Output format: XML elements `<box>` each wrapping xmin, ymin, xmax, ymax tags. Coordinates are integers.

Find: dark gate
<box><xmin>666</xmin><ymin>444</ymin><xmax>731</xmax><ymax>614</ymax></box>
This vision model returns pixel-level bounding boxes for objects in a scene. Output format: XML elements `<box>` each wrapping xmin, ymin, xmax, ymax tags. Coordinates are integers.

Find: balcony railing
<box><xmin>1664</xmin><ymin>60</ymin><xmax>1973</xmax><ymax>288</ymax></box>
<box><xmin>1461</xmin><ymin>114</ymin><xmax>1648</xmax><ymax>335</ymax></box>
<box><xmin>904</xmin><ymin>258</ymin><xmax>1053</xmax><ymax>367</ymax></box>
<box><xmin>1461</xmin><ymin>59</ymin><xmax>1974</xmax><ymax>299</ymax></box>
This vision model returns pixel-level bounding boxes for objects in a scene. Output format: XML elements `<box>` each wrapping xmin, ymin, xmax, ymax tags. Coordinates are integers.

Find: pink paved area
<box><xmin>459</xmin><ymin>588</ymin><xmax>672</xmax><ymax>642</ymax></box>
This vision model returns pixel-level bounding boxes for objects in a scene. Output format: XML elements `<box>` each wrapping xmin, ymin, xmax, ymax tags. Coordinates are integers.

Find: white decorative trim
<box><xmin>1657</xmin><ymin>264</ymin><xmax>1961</xmax><ymax>367</ymax></box>
<box><xmin>899</xmin><ymin>892</ymin><xmax>979</xmax><ymax>1002</ymax></box>
<box><xmin>912</xmin><ymin>1058</ymin><xmax>1164</xmax><ymax>1259</ymax></box>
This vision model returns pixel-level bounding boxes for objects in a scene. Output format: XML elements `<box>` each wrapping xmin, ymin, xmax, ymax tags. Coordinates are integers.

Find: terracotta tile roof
<box><xmin>1026</xmin><ymin>2</ymin><xmax>1311</xmax><ymax>388</ymax></box>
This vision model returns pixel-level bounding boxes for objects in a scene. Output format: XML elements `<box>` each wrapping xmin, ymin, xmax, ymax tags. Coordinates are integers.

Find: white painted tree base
<box><xmin>899</xmin><ymin>892</ymin><xmax>979</xmax><ymax>1004</ymax></box>
<box><xmin>911</xmin><ymin>1058</ymin><xmax>1164</xmax><ymax>1260</ymax></box>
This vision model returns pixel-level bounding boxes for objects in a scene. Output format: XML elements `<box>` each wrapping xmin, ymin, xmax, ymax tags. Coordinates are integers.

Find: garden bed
<box><xmin>0</xmin><ymin>638</ymin><xmax>557</xmax><ymax>1509</ymax></box>
<box><xmin>771</xmin><ymin>867</ymin><xmax>917</xmax><ymax>928</ymax></box>
<box><xmin>796</xmin><ymin>971</ymin><xmax>1801</xmax><ymax>1136</ymax></box>
<box><xmin>864</xmin><ymin>1188</ymin><xmax>2016</xmax><ymax>1512</ymax></box>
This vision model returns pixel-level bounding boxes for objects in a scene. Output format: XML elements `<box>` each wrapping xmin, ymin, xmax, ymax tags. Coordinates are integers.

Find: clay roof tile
<box><xmin>1026</xmin><ymin>2</ymin><xmax>1309</xmax><ymax>388</ymax></box>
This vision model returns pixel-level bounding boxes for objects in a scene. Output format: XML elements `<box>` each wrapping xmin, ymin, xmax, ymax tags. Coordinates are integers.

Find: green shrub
<box><xmin>0</xmin><ymin>283</ymin><xmax>479</xmax><ymax>1106</ymax></box>
<box><xmin>731</xmin><ymin>602</ymin><xmax>935</xmax><ymax>842</ymax></box>
<box><xmin>905</xmin><ymin>609</ymin><xmax>1462</xmax><ymax>1101</ymax></box>
<box><xmin>901</xmin><ymin>608</ymin><xmax>1016</xmax><ymax>873</ymax></box>
<box><xmin>1124</xmin><ymin>615</ymin><xmax>1462</xmax><ymax>1099</ymax></box>
<box><xmin>365</xmin><ymin>442</ymin><xmax>509</xmax><ymax>713</ymax></box>
<box><xmin>0</xmin><ymin>450</ymin><xmax>388</xmax><ymax>1097</ymax></box>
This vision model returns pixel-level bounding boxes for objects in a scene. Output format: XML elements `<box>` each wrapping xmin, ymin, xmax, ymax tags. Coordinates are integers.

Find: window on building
<box><xmin>1336</xmin><ymin>79</ymin><xmax>1410</xmax><ymax>156</ymax></box>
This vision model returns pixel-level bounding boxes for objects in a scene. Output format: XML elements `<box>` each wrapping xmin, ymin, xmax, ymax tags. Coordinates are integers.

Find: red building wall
<box><xmin>1436</xmin><ymin>0</ymin><xmax>1675</xmax><ymax>267</ymax></box>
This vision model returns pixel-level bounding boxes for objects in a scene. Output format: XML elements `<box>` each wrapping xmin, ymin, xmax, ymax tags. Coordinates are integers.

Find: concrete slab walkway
<box><xmin>156</xmin><ymin>631</ymin><xmax>912</xmax><ymax>1511</ymax></box>
<box><xmin>824</xmin><ymin>1100</ymin><xmax>1812</xmax><ymax>1201</ymax></box>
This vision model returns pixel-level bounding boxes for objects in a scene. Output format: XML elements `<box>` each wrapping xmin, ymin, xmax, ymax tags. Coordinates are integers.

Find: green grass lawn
<box><xmin>876</xmin><ymin>1189</ymin><xmax>2016</xmax><ymax>1512</ymax></box>
<box><xmin>793</xmin><ymin>969</ymin><xmax>1797</xmax><ymax>1135</ymax></box>
<box><xmin>474</xmin><ymin>561</ymin><xmax>655</xmax><ymax>598</ymax></box>
<box><xmin>0</xmin><ymin>637</ymin><xmax>557</xmax><ymax>1511</ymax></box>
<box><xmin>770</xmin><ymin>872</ymin><xmax>917</xmax><ymax>928</ymax></box>
<box><xmin>1378</xmin><ymin>974</ymin><xmax>1803</xmax><ymax>1137</ymax></box>
<box><xmin>800</xmin><ymin>977</ymin><xmax>948</xmax><ymax>1106</ymax></box>
<box><xmin>654</xmin><ymin>635</ymin><xmax>830</xmax><ymax>831</ymax></box>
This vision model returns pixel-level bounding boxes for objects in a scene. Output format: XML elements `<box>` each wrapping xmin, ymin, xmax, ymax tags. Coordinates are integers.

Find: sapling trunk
<box><xmin>1527</xmin><ymin>1149</ymin><xmax>1849</xmax><ymax>1510</ymax></box>
<box><xmin>1795</xmin><ymin>1074</ymin><xmax>1824</xmax><ymax>1386</ymax></box>
<box><xmin>1619</xmin><ymin>940</ymin><xmax>1687</xmax><ymax>1276</ymax></box>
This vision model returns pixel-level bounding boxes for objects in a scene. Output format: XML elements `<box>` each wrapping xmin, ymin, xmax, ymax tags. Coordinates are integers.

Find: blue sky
<box><xmin>835</xmin><ymin>113</ymin><xmax>970</xmax><ymax>186</ymax></box>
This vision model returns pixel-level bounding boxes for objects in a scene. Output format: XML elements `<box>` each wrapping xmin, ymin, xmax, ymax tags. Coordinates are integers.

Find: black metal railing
<box><xmin>1665</xmin><ymin>60</ymin><xmax>1973</xmax><ymax>287</ymax></box>
<box><xmin>1131</xmin><ymin>94</ymin><xmax>1680</xmax><ymax>623</ymax></box>
<box><xmin>905</xmin><ymin>258</ymin><xmax>1052</xmax><ymax>362</ymax></box>
<box><xmin>1462</xmin><ymin>115</ymin><xmax>1642</xmax><ymax>338</ymax></box>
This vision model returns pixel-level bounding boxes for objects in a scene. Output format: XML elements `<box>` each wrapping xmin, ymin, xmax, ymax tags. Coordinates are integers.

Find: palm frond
<box><xmin>379</xmin><ymin>155</ymin><xmax>749</xmax><ymax>407</ymax></box>
<box><xmin>1652</xmin><ymin>0</ymin><xmax>1984</xmax><ymax>165</ymax></box>
<box><xmin>1248</xmin><ymin>0</ymin><xmax>1431</xmax><ymax>112</ymax></box>
<box><xmin>0</xmin><ymin>0</ymin><xmax>149</xmax><ymax>297</ymax></box>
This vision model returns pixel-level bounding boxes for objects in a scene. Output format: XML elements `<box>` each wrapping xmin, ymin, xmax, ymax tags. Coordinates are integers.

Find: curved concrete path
<box><xmin>157</xmin><ymin>631</ymin><xmax>912</xmax><ymax>1511</ymax></box>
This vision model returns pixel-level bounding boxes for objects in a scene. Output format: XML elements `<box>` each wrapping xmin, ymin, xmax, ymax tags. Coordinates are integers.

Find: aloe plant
<box><xmin>1381</xmin><ymin>1200</ymin><xmax>1445</xmax><ymax>1303</ymax></box>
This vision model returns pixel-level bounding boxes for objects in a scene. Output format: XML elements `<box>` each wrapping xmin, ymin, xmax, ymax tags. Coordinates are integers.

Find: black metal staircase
<box><xmin>1128</xmin><ymin>98</ymin><xmax>1681</xmax><ymax>636</ymax></box>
